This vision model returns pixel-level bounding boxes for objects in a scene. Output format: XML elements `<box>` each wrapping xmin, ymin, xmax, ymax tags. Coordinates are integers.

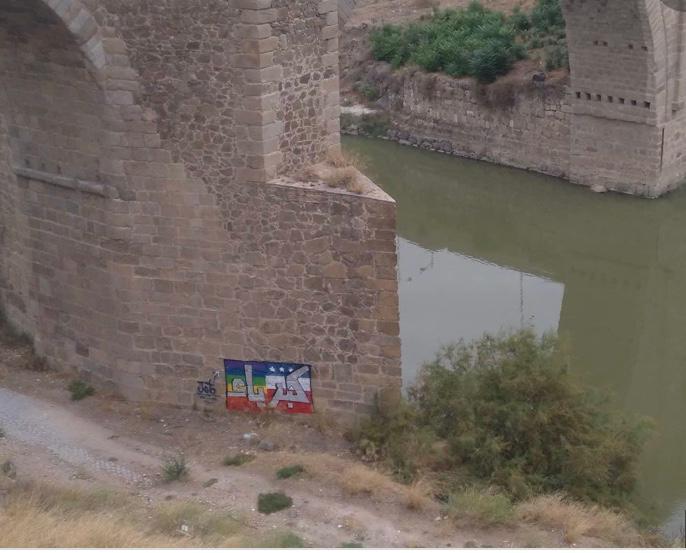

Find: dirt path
<box><xmin>0</xmin><ymin>373</ymin><xmax>543</xmax><ymax>548</ymax></box>
<box><xmin>345</xmin><ymin>0</ymin><xmax>536</xmax><ymax>28</ymax></box>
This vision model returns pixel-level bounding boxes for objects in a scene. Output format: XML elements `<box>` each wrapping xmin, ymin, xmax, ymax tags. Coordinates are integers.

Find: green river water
<box><xmin>344</xmin><ymin>136</ymin><xmax>686</xmax><ymax>534</ymax></box>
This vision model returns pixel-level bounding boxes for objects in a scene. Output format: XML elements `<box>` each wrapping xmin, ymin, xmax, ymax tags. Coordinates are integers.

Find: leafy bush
<box><xmin>530</xmin><ymin>0</ymin><xmax>565</xmax><ymax>34</ymax></box>
<box><xmin>257</xmin><ymin>492</ymin><xmax>293</xmax><ymax>514</ymax></box>
<box><xmin>371</xmin><ymin>2</ymin><xmax>525</xmax><ymax>83</ymax></box>
<box><xmin>356</xmin><ymin>330</ymin><xmax>651</xmax><ymax>509</ymax></box>
<box><xmin>67</xmin><ymin>380</ymin><xmax>94</xmax><ymax>401</ymax></box>
<box><xmin>370</xmin><ymin>0</ymin><xmax>568</xmax><ymax>80</ymax></box>
<box><xmin>526</xmin><ymin>0</ymin><xmax>568</xmax><ymax>69</ymax></box>
<box><xmin>544</xmin><ymin>41</ymin><xmax>568</xmax><ymax>71</ymax></box>
<box><xmin>162</xmin><ymin>455</ymin><xmax>188</xmax><ymax>482</ymax></box>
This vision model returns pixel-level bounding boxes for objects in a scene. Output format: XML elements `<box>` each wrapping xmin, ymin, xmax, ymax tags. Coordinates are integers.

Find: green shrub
<box><xmin>162</xmin><ymin>455</ymin><xmax>189</xmax><ymax>482</ymax></box>
<box><xmin>371</xmin><ymin>2</ymin><xmax>525</xmax><ymax>82</ymax></box>
<box><xmin>370</xmin><ymin>0</ymin><xmax>568</xmax><ymax>81</ymax></box>
<box><xmin>67</xmin><ymin>380</ymin><xmax>94</xmax><ymax>401</ymax></box>
<box><xmin>527</xmin><ymin>0</ymin><xmax>568</xmax><ymax>69</ymax></box>
<box><xmin>509</xmin><ymin>7</ymin><xmax>531</xmax><ymax>32</ymax></box>
<box><xmin>222</xmin><ymin>453</ymin><xmax>255</xmax><ymax>467</ymax></box>
<box><xmin>276</xmin><ymin>465</ymin><xmax>305</xmax><ymax>480</ymax></box>
<box><xmin>544</xmin><ymin>41</ymin><xmax>568</xmax><ymax>71</ymax></box>
<box><xmin>530</xmin><ymin>0</ymin><xmax>565</xmax><ymax>34</ymax></box>
<box><xmin>356</xmin><ymin>330</ymin><xmax>651</xmax><ymax>509</ymax></box>
<box><xmin>257</xmin><ymin>492</ymin><xmax>293</xmax><ymax>514</ymax></box>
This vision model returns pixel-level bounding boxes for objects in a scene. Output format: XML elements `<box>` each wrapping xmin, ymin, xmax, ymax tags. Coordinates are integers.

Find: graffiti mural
<box><xmin>225</xmin><ymin>359</ymin><xmax>314</xmax><ymax>414</ymax></box>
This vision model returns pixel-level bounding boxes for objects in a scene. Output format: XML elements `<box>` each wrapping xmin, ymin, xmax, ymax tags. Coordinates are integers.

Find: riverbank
<box><xmin>342</xmin><ymin>61</ymin><xmax>570</xmax><ymax>179</ymax></box>
<box><xmin>343</xmin><ymin>135</ymin><xmax>686</xmax><ymax>541</ymax></box>
<box><xmin>339</xmin><ymin>0</ymin><xmax>576</xmax><ymax>184</ymax></box>
<box><xmin>0</xmin><ymin>317</ymin><xmax>664</xmax><ymax>547</ymax></box>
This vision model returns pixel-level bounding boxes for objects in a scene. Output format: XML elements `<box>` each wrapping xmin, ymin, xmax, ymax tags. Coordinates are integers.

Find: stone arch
<box><xmin>561</xmin><ymin>0</ymin><xmax>667</xmax><ymax>119</ymax></box>
<box><xmin>558</xmin><ymin>0</ymin><xmax>686</xmax><ymax>196</ymax></box>
<box><xmin>41</xmin><ymin>0</ymin><xmax>109</xmax><ymax>72</ymax></box>
<box><xmin>0</xmin><ymin>0</ymin><xmax>170</xmax><ymax>377</ymax></box>
<box><xmin>0</xmin><ymin>0</ymin><xmax>151</xmax><ymax>190</ymax></box>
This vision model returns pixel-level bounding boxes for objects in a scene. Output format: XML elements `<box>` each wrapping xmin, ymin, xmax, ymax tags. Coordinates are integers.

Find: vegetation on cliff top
<box><xmin>370</xmin><ymin>0</ymin><xmax>567</xmax><ymax>82</ymax></box>
<box><xmin>354</xmin><ymin>329</ymin><xmax>651</xmax><ymax>511</ymax></box>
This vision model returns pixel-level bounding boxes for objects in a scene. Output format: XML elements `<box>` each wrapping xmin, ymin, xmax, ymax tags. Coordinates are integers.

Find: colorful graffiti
<box><xmin>225</xmin><ymin>360</ymin><xmax>314</xmax><ymax>414</ymax></box>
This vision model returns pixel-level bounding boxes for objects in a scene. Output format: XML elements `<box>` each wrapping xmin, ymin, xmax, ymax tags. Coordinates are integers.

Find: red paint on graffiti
<box><xmin>226</xmin><ymin>391</ymin><xmax>314</xmax><ymax>414</ymax></box>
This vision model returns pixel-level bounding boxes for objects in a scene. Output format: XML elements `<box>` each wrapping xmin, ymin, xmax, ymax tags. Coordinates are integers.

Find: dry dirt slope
<box><xmin>343</xmin><ymin>0</ymin><xmax>535</xmax><ymax>27</ymax></box>
<box><xmin>0</xmin><ymin>343</ymin><xmax>648</xmax><ymax>548</ymax></box>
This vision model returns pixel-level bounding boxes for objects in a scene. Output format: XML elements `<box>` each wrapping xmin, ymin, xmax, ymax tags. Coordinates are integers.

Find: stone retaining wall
<box><xmin>344</xmin><ymin>64</ymin><xmax>572</xmax><ymax>179</ymax></box>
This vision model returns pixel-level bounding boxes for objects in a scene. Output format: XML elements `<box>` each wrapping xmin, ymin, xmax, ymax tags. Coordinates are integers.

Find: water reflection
<box><xmin>398</xmin><ymin>240</ymin><xmax>564</xmax><ymax>384</ymax></box>
<box><xmin>344</xmin><ymin>136</ymin><xmax>686</xmax><ymax>532</ymax></box>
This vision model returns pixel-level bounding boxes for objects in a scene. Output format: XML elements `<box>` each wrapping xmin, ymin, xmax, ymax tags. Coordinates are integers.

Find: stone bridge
<box><xmin>0</xmin><ymin>0</ymin><xmax>401</xmax><ymax>419</ymax></box>
<box><xmin>563</xmin><ymin>0</ymin><xmax>686</xmax><ymax>196</ymax></box>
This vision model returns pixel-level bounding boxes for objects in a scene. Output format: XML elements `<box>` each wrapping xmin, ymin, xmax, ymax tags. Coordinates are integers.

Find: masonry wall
<box><xmin>345</xmin><ymin>64</ymin><xmax>572</xmax><ymax>179</ymax></box>
<box><xmin>0</xmin><ymin>0</ymin><xmax>401</xmax><ymax>421</ymax></box>
<box><xmin>562</xmin><ymin>0</ymin><xmax>686</xmax><ymax>196</ymax></box>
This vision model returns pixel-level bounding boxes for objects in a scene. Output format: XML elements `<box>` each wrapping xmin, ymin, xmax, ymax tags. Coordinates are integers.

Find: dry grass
<box><xmin>323</xmin><ymin>166</ymin><xmax>367</xmax><ymax>194</ymax></box>
<box><xmin>301</xmin><ymin>149</ymin><xmax>369</xmax><ymax>194</ymax></box>
<box><xmin>326</xmin><ymin>149</ymin><xmax>366</xmax><ymax>171</ymax></box>
<box><xmin>447</xmin><ymin>486</ymin><xmax>514</xmax><ymax>527</ymax></box>
<box><xmin>0</xmin><ymin>479</ymin><xmax>299</xmax><ymax>548</ymax></box>
<box><xmin>403</xmin><ymin>478</ymin><xmax>434</xmax><ymax>511</ymax></box>
<box><xmin>516</xmin><ymin>494</ymin><xmax>644</xmax><ymax>547</ymax></box>
<box><xmin>266</xmin><ymin>452</ymin><xmax>437</xmax><ymax>513</ymax></box>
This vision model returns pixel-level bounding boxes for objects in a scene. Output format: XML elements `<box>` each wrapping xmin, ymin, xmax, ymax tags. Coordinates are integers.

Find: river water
<box><xmin>344</xmin><ymin>136</ymin><xmax>686</xmax><ymax>534</ymax></box>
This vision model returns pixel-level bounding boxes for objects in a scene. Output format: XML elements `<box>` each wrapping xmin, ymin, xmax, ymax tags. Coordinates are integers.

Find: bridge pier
<box><xmin>563</xmin><ymin>0</ymin><xmax>686</xmax><ymax>197</ymax></box>
<box><xmin>0</xmin><ymin>0</ymin><xmax>401</xmax><ymax>421</ymax></box>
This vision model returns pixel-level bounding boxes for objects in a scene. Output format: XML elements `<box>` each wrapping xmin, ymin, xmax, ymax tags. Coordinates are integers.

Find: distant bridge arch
<box><xmin>562</xmin><ymin>0</ymin><xmax>686</xmax><ymax>196</ymax></box>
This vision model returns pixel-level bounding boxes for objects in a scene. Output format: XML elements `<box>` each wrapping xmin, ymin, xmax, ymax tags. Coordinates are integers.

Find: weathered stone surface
<box><xmin>0</xmin><ymin>0</ymin><xmax>401</xmax><ymax>421</ymax></box>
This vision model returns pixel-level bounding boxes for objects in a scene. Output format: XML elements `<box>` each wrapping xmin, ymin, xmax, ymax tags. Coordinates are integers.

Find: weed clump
<box><xmin>162</xmin><ymin>455</ymin><xmax>189</xmax><ymax>482</ymax></box>
<box><xmin>222</xmin><ymin>453</ymin><xmax>255</xmax><ymax>467</ymax></box>
<box><xmin>1</xmin><ymin>459</ymin><xmax>17</xmax><ymax>479</ymax></box>
<box><xmin>355</xmin><ymin>329</ymin><xmax>651</xmax><ymax>509</ymax></box>
<box><xmin>257</xmin><ymin>492</ymin><xmax>293</xmax><ymax>515</ymax></box>
<box><xmin>276</xmin><ymin>464</ymin><xmax>305</xmax><ymax>480</ymax></box>
<box><xmin>67</xmin><ymin>380</ymin><xmax>94</xmax><ymax>401</ymax></box>
<box><xmin>447</xmin><ymin>487</ymin><xmax>514</xmax><ymax>526</ymax></box>
<box><xmin>302</xmin><ymin>150</ymin><xmax>369</xmax><ymax>195</ymax></box>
